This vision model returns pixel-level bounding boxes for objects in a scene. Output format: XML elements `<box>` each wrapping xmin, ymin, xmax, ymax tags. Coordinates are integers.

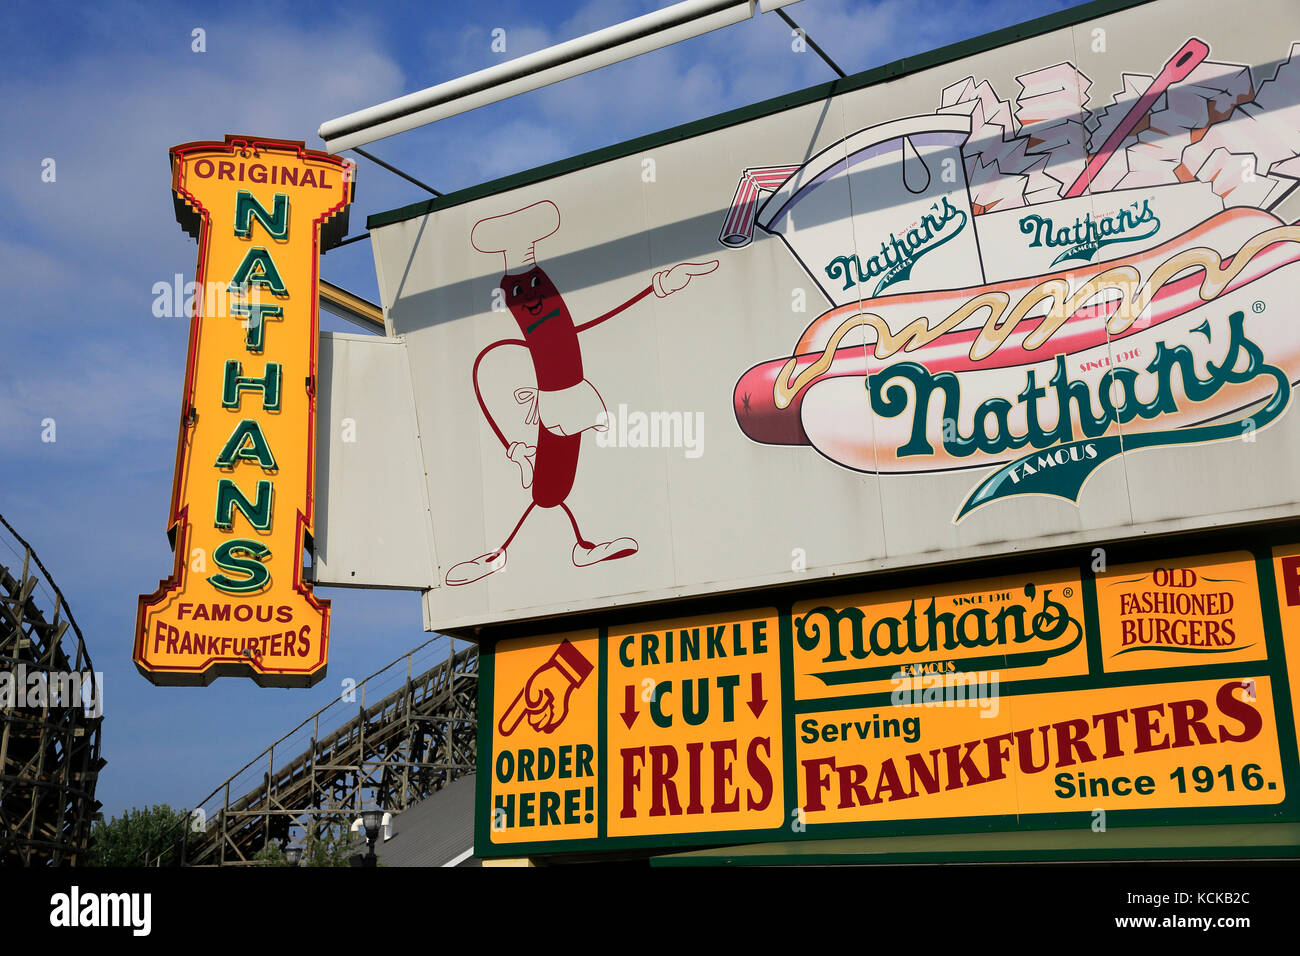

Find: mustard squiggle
<box><xmin>772</xmin><ymin>223</ymin><xmax>1300</xmax><ymax>410</ymax></box>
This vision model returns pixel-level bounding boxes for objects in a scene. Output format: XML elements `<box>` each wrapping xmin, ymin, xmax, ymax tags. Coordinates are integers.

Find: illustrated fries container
<box><xmin>721</xmin><ymin>114</ymin><xmax>986</xmax><ymax>305</ymax></box>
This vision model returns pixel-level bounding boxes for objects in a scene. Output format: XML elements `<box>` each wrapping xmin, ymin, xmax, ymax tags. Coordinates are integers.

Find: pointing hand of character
<box><xmin>653</xmin><ymin>259</ymin><xmax>719</xmax><ymax>297</ymax></box>
<box><xmin>507</xmin><ymin>440</ymin><xmax>536</xmax><ymax>488</ymax></box>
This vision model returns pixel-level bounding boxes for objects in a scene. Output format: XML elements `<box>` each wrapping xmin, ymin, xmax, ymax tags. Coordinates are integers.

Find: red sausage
<box><xmin>501</xmin><ymin>265</ymin><xmax>583</xmax><ymax>505</ymax></box>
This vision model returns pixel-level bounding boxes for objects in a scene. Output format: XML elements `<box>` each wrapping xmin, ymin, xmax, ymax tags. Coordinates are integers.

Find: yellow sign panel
<box><xmin>487</xmin><ymin>632</ymin><xmax>600</xmax><ymax>845</ymax></box>
<box><xmin>606</xmin><ymin>609</ymin><xmax>783</xmax><ymax>838</ymax></box>
<box><xmin>797</xmin><ymin>677</ymin><xmax>1285</xmax><ymax>824</ymax></box>
<box><xmin>135</xmin><ymin>136</ymin><xmax>353</xmax><ymax>686</ymax></box>
<box><xmin>1096</xmin><ymin>552</ymin><xmax>1266</xmax><ymax>672</ymax></box>
<box><xmin>1271</xmin><ymin>544</ymin><xmax>1300</xmax><ymax>767</ymax></box>
<box><xmin>791</xmin><ymin>567</ymin><xmax>1088</xmax><ymax>701</ymax></box>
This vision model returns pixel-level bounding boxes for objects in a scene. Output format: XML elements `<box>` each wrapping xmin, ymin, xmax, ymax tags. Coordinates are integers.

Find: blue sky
<box><xmin>0</xmin><ymin>0</ymin><xmax>1073</xmax><ymax>818</ymax></box>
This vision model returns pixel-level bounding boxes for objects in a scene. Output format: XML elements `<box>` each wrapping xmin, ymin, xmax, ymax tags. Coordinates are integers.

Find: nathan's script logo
<box><xmin>795</xmin><ymin>583</ymin><xmax>1081</xmax><ymax>687</ymax></box>
<box><xmin>945</xmin><ymin>310</ymin><xmax>1291</xmax><ymax>519</ymax></box>
<box><xmin>1020</xmin><ymin>198</ymin><xmax>1161</xmax><ymax>267</ymax></box>
<box><xmin>825</xmin><ymin>197</ymin><xmax>968</xmax><ymax>296</ymax></box>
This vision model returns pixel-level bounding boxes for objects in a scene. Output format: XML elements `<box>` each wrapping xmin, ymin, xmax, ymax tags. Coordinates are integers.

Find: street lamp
<box><xmin>360</xmin><ymin>809</ymin><xmax>385</xmax><ymax>867</ymax></box>
<box><xmin>284</xmin><ymin>845</ymin><xmax>304</xmax><ymax>867</ymax></box>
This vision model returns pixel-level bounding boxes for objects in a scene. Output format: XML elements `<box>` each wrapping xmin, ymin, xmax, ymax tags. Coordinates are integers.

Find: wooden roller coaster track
<box><xmin>142</xmin><ymin>637</ymin><xmax>478</xmax><ymax>866</ymax></box>
<box><xmin>0</xmin><ymin>515</ymin><xmax>104</xmax><ymax>867</ymax></box>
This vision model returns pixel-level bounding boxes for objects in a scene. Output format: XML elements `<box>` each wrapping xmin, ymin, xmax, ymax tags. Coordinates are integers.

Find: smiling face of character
<box><xmin>499</xmin><ymin>265</ymin><xmax>583</xmax><ymax>390</ymax></box>
<box><xmin>502</xmin><ymin>267</ymin><xmax>564</xmax><ymax>334</ymax></box>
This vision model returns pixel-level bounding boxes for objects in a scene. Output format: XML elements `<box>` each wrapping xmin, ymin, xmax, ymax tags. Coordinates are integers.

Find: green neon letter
<box><xmin>208</xmin><ymin>539</ymin><xmax>271</xmax><ymax>594</ymax></box>
<box><xmin>229</xmin><ymin>247</ymin><xmax>287</xmax><ymax>297</ymax></box>
<box><xmin>234</xmin><ymin>190</ymin><xmax>289</xmax><ymax>240</ymax></box>
<box><xmin>214</xmin><ymin>478</ymin><xmax>273</xmax><ymax>531</ymax></box>
<box><xmin>229</xmin><ymin>302</ymin><xmax>283</xmax><ymax>353</ymax></box>
<box><xmin>222</xmin><ymin>360</ymin><xmax>281</xmax><ymax>411</ymax></box>
<box><xmin>216</xmin><ymin>419</ymin><xmax>277</xmax><ymax>471</ymax></box>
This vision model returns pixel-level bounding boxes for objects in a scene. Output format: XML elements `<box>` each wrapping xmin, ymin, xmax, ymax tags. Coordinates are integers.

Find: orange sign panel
<box><xmin>487</xmin><ymin>632</ymin><xmax>600</xmax><ymax>845</ymax></box>
<box><xmin>1096</xmin><ymin>552</ymin><xmax>1266</xmax><ymax>672</ymax></box>
<box><xmin>606</xmin><ymin>609</ymin><xmax>784</xmax><ymax>838</ymax></box>
<box><xmin>135</xmin><ymin>136</ymin><xmax>353</xmax><ymax>686</ymax></box>
<box><xmin>1271</xmin><ymin>544</ymin><xmax>1300</xmax><ymax>767</ymax></box>
<box><xmin>791</xmin><ymin>567</ymin><xmax>1088</xmax><ymax>701</ymax></box>
<box><xmin>797</xmin><ymin>677</ymin><xmax>1285</xmax><ymax>825</ymax></box>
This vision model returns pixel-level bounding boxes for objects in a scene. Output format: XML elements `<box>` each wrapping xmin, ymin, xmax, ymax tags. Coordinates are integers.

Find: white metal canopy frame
<box><xmin>319</xmin><ymin>0</ymin><xmax>804</xmax><ymax>152</ymax></box>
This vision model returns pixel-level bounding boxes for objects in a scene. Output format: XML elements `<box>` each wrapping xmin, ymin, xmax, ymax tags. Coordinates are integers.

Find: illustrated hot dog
<box><xmin>735</xmin><ymin>207</ymin><xmax>1300</xmax><ymax>471</ymax></box>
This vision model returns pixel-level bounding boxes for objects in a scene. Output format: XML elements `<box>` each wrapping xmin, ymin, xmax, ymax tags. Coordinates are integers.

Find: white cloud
<box><xmin>0</xmin><ymin>12</ymin><xmax>408</xmax><ymax>465</ymax></box>
<box><xmin>0</xmin><ymin>17</ymin><xmax>405</xmax><ymax>268</ymax></box>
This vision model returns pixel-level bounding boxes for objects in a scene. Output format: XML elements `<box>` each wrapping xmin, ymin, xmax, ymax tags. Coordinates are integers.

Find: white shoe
<box><xmin>572</xmin><ymin>537</ymin><xmax>638</xmax><ymax>567</ymax></box>
<box><xmin>445</xmin><ymin>550</ymin><xmax>506</xmax><ymax>586</ymax></box>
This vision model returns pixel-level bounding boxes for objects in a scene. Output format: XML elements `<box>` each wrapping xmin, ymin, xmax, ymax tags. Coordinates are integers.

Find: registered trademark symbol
<box><xmin>1252</xmin><ymin>300</ymin><xmax>1265</xmax><ymax>313</ymax></box>
<box><xmin>1063</xmin><ymin>587</ymin><xmax>1074</xmax><ymax>598</ymax></box>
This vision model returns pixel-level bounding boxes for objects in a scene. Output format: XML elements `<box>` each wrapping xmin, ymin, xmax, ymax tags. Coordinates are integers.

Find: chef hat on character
<box><xmin>471</xmin><ymin>200</ymin><xmax>561</xmax><ymax>274</ymax></box>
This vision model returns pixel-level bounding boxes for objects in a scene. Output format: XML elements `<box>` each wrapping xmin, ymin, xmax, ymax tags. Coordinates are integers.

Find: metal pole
<box><xmin>775</xmin><ymin>7</ymin><xmax>846</xmax><ymax>78</ymax></box>
<box><xmin>351</xmin><ymin>147</ymin><xmax>442</xmax><ymax>196</ymax></box>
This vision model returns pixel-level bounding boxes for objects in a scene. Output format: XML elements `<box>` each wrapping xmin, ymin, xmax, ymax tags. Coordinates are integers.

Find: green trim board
<box><xmin>474</xmin><ymin>534</ymin><xmax>1300</xmax><ymax>860</ymax></box>
<box><xmin>648</xmin><ymin>822</ymin><xmax>1300</xmax><ymax>866</ymax></box>
<box><xmin>475</xmin><ymin>637</ymin><xmax>495</xmax><ymax>853</ymax></box>
<box><xmin>368</xmin><ymin>0</ymin><xmax>1157</xmax><ymax>230</ymax></box>
<box><xmin>469</xmin><ymin>520</ymin><xmax>1299</xmax><ymax>648</ymax></box>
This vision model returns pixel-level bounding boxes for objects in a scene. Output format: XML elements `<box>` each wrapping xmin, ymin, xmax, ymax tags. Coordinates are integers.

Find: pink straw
<box><xmin>720</xmin><ymin>165</ymin><xmax>802</xmax><ymax>247</ymax></box>
<box><xmin>1064</xmin><ymin>38</ymin><xmax>1210</xmax><ymax>198</ymax></box>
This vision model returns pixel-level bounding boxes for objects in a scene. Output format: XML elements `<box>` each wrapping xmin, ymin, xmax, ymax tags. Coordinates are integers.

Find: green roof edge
<box><xmin>366</xmin><ymin>0</ymin><xmax>1156</xmax><ymax>231</ymax></box>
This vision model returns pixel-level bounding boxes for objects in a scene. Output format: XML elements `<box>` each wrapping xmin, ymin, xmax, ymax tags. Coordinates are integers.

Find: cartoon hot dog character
<box><xmin>445</xmin><ymin>200</ymin><xmax>717</xmax><ymax>586</ymax></box>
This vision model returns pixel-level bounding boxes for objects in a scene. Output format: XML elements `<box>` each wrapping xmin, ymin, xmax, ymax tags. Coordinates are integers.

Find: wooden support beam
<box><xmin>319</xmin><ymin>280</ymin><xmax>384</xmax><ymax>334</ymax></box>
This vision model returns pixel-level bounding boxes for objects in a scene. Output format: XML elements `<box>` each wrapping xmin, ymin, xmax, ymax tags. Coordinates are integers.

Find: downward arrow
<box><xmin>621</xmin><ymin>685</ymin><xmax>639</xmax><ymax>729</ymax></box>
<box><xmin>748</xmin><ymin>673</ymin><xmax>767</xmax><ymax>718</ymax></box>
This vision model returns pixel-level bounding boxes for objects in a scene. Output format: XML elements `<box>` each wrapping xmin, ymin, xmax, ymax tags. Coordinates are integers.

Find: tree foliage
<box><xmin>86</xmin><ymin>804</ymin><xmax>188</xmax><ymax>867</ymax></box>
<box><xmin>254</xmin><ymin>823</ymin><xmax>359</xmax><ymax>867</ymax></box>
<box><xmin>86</xmin><ymin>804</ymin><xmax>364</xmax><ymax>867</ymax></box>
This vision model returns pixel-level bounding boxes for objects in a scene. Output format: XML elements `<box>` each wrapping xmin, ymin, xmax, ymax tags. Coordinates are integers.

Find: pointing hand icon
<box><xmin>498</xmin><ymin>640</ymin><xmax>594</xmax><ymax>736</ymax></box>
<box><xmin>652</xmin><ymin>259</ymin><xmax>719</xmax><ymax>297</ymax></box>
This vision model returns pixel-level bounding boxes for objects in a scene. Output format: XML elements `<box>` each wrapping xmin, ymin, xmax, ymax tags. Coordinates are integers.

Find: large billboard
<box><xmin>359</xmin><ymin>0</ymin><xmax>1300</xmax><ymax>632</ymax></box>
<box><xmin>476</xmin><ymin>541</ymin><xmax>1300</xmax><ymax>857</ymax></box>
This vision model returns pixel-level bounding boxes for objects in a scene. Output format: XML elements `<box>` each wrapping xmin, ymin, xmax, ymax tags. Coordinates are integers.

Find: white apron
<box><xmin>515</xmin><ymin>380</ymin><xmax>609</xmax><ymax>436</ymax></box>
